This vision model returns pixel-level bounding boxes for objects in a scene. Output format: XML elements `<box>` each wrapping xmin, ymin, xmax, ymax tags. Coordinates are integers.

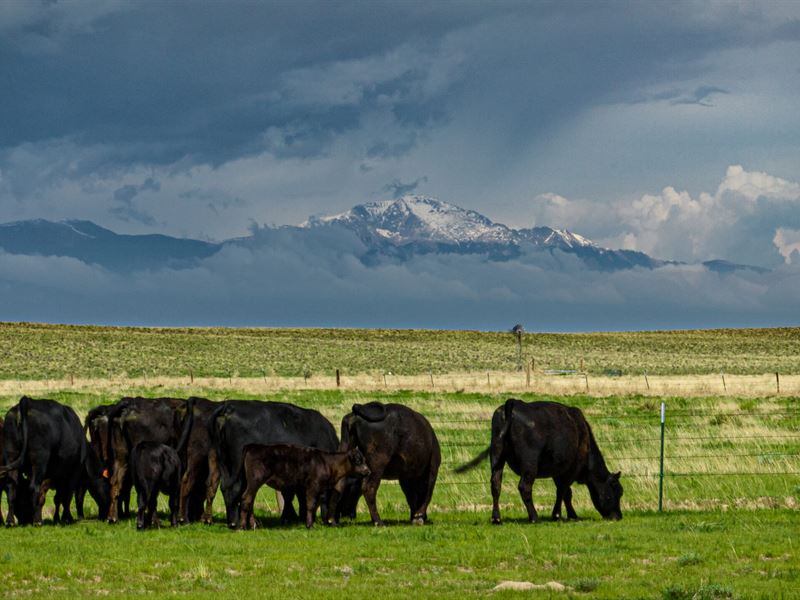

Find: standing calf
<box><xmin>239</xmin><ymin>444</ymin><xmax>370</xmax><ymax>529</ymax></box>
<box><xmin>131</xmin><ymin>442</ymin><xmax>182</xmax><ymax>529</ymax></box>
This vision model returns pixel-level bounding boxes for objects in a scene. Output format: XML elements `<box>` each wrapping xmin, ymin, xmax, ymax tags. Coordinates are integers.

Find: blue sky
<box><xmin>1</xmin><ymin>1</ymin><xmax>799</xmax><ymax>329</ymax></box>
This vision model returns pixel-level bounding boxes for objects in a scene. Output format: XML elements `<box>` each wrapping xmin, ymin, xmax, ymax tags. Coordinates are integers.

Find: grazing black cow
<box><xmin>456</xmin><ymin>399</ymin><xmax>623</xmax><ymax>523</ymax></box>
<box><xmin>0</xmin><ymin>397</ymin><xmax>85</xmax><ymax>526</ymax></box>
<box><xmin>210</xmin><ymin>400</ymin><xmax>340</xmax><ymax>529</ymax></box>
<box><xmin>239</xmin><ymin>444</ymin><xmax>370</xmax><ymax>529</ymax></box>
<box><xmin>177</xmin><ymin>397</ymin><xmax>220</xmax><ymax>524</ymax></box>
<box><xmin>104</xmin><ymin>397</ymin><xmax>194</xmax><ymax>523</ymax></box>
<box><xmin>131</xmin><ymin>442</ymin><xmax>182</xmax><ymax>529</ymax></box>
<box><xmin>85</xmin><ymin>403</ymin><xmax>131</xmax><ymax>519</ymax></box>
<box><xmin>339</xmin><ymin>402</ymin><xmax>441</xmax><ymax>526</ymax></box>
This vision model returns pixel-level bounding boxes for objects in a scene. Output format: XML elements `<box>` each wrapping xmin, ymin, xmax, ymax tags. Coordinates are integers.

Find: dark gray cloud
<box><xmin>110</xmin><ymin>178</ymin><xmax>159</xmax><ymax>225</ymax></box>
<box><xmin>382</xmin><ymin>177</ymin><xmax>429</xmax><ymax>199</ymax></box>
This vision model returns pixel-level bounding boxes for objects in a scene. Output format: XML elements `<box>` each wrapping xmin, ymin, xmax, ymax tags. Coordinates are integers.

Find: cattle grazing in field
<box><xmin>239</xmin><ymin>444</ymin><xmax>370</xmax><ymax>529</ymax></box>
<box><xmin>104</xmin><ymin>397</ymin><xmax>195</xmax><ymax>523</ymax></box>
<box><xmin>131</xmin><ymin>442</ymin><xmax>182</xmax><ymax>529</ymax></box>
<box><xmin>339</xmin><ymin>402</ymin><xmax>441</xmax><ymax>526</ymax></box>
<box><xmin>0</xmin><ymin>396</ymin><xmax>86</xmax><ymax>526</ymax></box>
<box><xmin>177</xmin><ymin>397</ymin><xmax>220</xmax><ymax>524</ymax></box>
<box><xmin>455</xmin><ymin>399</ymin><xmax>623</xmax><ymax>523</ymax></box>
<box><xmin>210</xmin><ymin>400</ymin><xmax>341</xmax><ymax>528</ymax></box>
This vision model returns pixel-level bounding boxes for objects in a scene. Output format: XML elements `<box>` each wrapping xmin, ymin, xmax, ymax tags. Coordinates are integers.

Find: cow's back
<box><xmin>499</xmin><ymin>400</ymin><xmax>591</xmax><ymax>481</ymax></box>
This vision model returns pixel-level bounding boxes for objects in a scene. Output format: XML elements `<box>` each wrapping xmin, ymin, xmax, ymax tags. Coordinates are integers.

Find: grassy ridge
<box><xmin>1</xmin><ymin>322</ymin><xmax>799</xmax><ymax>379</ymax></box>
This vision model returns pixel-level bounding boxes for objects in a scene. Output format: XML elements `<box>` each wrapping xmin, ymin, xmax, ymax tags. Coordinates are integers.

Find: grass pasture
<box><xmin>1</xmin><ymin>387</ymin><xmax>798</xmax><ymax>598</ymax></box>
<box><xmin>0</xmin><ymin>323</ymin><xmax>798</xmax><ymax>597</ymax></box>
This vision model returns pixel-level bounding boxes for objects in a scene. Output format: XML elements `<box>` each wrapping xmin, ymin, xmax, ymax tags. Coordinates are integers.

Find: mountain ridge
<box><xmin>0</xmin><ymin>196</ymin><xmax>767</xmax><ymax>274</ymax></box>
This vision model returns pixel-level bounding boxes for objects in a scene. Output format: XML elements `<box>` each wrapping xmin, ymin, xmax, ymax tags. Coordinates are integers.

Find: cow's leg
<box><xmin>280</xmin><ymin>487</ymin><xmax>300</xmax><ymax>523</ymax></box>
<box><xmin>518</xmin><ymin>469</ymin><xmax>539</xmax><ymax>523</ymax></box>
<box><xmin>75</xmin><ymin>483</ymin><xmax>86</xmax><ymax>520</ymax></box>
<box><xmin>148</xmin><ymin>492</ymin><xmax>160</xmax><ymax>528</ymax></box>
<box><xmin>413</xmin><ymin>458</ymin><xmax>440</xmax><ymax>524</ymax></box>
<box><xmin>238</xmin><ymin>484</ymin><xmax>258</xmax><ymax>530</ymax></box>
<box><xmin>169</xmin><ymin>490</ymin><xmax>179</xmax><ymax>527</ymax></box>
<box><xmin>120</xmin><ymin>473</ymin><xmax>132</xmax><ymax>518</ymax></box>
<box><xmin>55</xmin><ymin>488</ymin><xmax>76</xmax><ymax>525</ymax></box>
<box><xmin>399</xmin><ymin>478</ymin><xmax>418</xmax><ymax>522</ymax></box>
<box><xmin>5</xmin><ymin>473</ymin><xmax>18</xmax><ymax>526</ymax></box>
<box><xmin>362</xmin><ymin>472</ymin><xmax>384</xmax><ymax>526</ymax></box>
<box><xmin>136</xmin><ymin>486</ymin><xmax>148</xmax><ymax>529</ymax></box>
<box><xmin>304</xmin><ymin>486</ymin><xmax>319</xmax><ymax>529</ymax></box>
<box><xmin>551</xmin><ymin>483</ymin><xmax>564</xmax><ymax>521</ymax></box>
<box><xmin>490</xmin><ymin>458</ymin><xmax>505</xmax><ymax>525</ymax></box>
<box><xmin>562</xmin><ymin>485</ymin><xmax>579</xmax><ymax>520</ymax></box>
<box><xmin>30</xmin><ymin>468</ymin><xmax>48</xmax><ymax>526</ymax></box>
<box><xmin>107</xmin><ymin>461</ymin><xmax>127</xmax><ymax>523</ymax></box>
<box><xmin>178</xmin><ymin>456</ymin><xmax>201</xmax><ymax>524</ymax></box>
<box><xmin>202</xmin><ymin>454</ymin><xmax>220</xmax><ymax>525</ymax></box>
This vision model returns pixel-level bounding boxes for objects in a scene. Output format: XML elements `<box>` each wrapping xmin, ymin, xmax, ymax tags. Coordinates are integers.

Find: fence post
<box><xmin>336</xmin><ymin>369</ymin><xmax>341</xmax><ymax>388</ymax></box>
<box><xmin>487</xmin><ymin>372</ymin><xmax>490</xmax><ymax>386</ymax></box>
<box><xmin>429</xmin><ymin>370</ymin><xmax>434</xmax><ymax>388</ymax></box>
<box><xmin>189</xmin><ymin>368</ymin><xmax>193</xmax><ymax>384</ymax></box>
<box><xmin>721</xmin><ymin>372</ymin><xmax>726</xmax><ymax>392</ymax></box>
<box><xmin>584</xmin><ymin>373</ymin><xmax>589</xmax><ymax>392</ymax></box>
<box><xmin>776</xmin><ymin>372</ymin><xmax>780</xmax><ymax>394</ymax></box>
<box><xmin>658</xmin><ymin>401</ymin><xmax>666</xmax><ymax>513</ymax></box>
<box><xmin>525</xmin><ymin>362</ymin><xmax>531</xmax><ymax>388</ymax></box>
<box><xmin>644</xmin><ymin>370</ymin><xmax>650</xmax><ymax>391</ymax></box>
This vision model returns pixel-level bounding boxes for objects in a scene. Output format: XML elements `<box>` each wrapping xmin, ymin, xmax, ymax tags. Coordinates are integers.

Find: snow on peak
<box><xmin>304</xmin><ymin>195</ymin><xmax>597</xmax><ymax>249</ymax></box>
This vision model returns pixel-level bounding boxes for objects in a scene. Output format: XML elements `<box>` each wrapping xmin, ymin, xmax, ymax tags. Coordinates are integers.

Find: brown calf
<box><xmin>239</xmin><ymin>444</ymin><xmax>370</xmax><ymax>529</ymax></box>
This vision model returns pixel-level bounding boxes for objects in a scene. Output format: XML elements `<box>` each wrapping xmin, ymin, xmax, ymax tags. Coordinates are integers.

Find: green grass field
<box><xmin>1</xmin><ymin>322</ymin><xmax>799</xmax><ymax>379</ymax></box>
<box><xmin>1</xmin><ymin>388</ymin><xmax>798</xmax><ymax>598</ymax></box>
<box><xmin>0</xmin><ymin>324</ymin><xmax>798</xmax><ymax>597</ymax></box>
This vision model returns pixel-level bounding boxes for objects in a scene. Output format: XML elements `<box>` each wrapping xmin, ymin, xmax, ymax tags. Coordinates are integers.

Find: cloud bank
<box><xmin>1</xmin><ymin>224</ymin><xmax>798</xmax><ymax>331</ymax></box>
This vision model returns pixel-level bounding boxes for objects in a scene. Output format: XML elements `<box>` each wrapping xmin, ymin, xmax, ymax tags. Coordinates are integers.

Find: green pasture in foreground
<box><xmin>1</xmin><ymin>389</ymin><xmax>797</xmax><ymax>597</ymax></box>
<box><xmin>1</xmin><ymin>322</ymin><xmax>799</xmax><ymax>379</ymax></box>
<box><xmin>1</xmin><ymin>511</ymin><xmax>797</xmax><ymax>598</ymax></box>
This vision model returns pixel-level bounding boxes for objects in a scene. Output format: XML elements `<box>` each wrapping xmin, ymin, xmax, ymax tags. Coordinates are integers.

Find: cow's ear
<box><xmin>612</xmin><ymin>471</ymin><xmax>621</xmax><ymax>480</ymax></box>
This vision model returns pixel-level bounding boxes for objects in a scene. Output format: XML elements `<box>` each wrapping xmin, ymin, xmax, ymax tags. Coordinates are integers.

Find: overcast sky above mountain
<box><xmin>1</xmin><ymin>1</ymin><xmax>800</xmax><ymax>329</ymax></box>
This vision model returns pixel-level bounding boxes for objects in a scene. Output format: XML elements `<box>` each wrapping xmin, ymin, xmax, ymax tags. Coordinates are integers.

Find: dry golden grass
<box><xmin>1</xmin><ymin>371</ymin><xmax>797</xmax><ymax>398</ymax></box>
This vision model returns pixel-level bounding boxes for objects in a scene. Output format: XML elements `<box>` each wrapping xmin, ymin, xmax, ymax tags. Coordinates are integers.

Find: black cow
<box><xmin>239</xmin><ymin>444</ymin><xmax>370</xmax><ymax>529</ymax></box>
<box><xmin>131</xmin><ymin>442</ymin><xmax>182</xmax><ymax>529</ymax></box>
<box><xmin>177</xmin><ymin>397</ymin><xmax>220</xmax><ymax>524</ymax></box>
<box><xmin>456</xmin><ymin>399</ymin><xmax>623</xmax><ymax>523</ymax></box>
<box><xmin>104</xmin><ymin>397</ymin><xmax>194</xmax><ymax>523</ymax></box>
<box><xmin>0</xmin><ymin>397</ymin><xmax>85</xmax><ymax>526</ymax></box>
<box><xmin>339</xmin><ymin>402</ymin><xmax>441</xmax><ymax>526</ymax></box>
<box><xmin>210</xmin><ymin>400</ymin><xmax>340</xmax><ymax>529</ymax></box>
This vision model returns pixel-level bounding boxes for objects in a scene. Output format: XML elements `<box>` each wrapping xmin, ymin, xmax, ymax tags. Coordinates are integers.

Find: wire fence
<box><xmin>419</xmin><ymin>403</ymin><xmax>800</xmax><ymax>511</ymax></box>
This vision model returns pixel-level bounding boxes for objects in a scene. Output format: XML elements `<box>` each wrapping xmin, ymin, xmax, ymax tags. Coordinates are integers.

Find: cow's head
<box><xmin>588</xmin><ymin>471</ymin><xmax>623</xmax><ymax>520</ymax></box>
<box><xmin>347</xmin><ymin>448</ymin><xmax>371</xmax><ymax>478</ymax></box>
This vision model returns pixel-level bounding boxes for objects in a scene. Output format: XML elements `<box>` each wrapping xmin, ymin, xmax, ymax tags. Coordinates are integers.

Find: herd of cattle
<box><xmin>0</xmin><ymin>396</ymin><xmax>623</xmax><ymax>529</ymax></box>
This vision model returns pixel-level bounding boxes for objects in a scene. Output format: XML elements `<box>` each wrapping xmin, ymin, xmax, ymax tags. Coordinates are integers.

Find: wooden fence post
<box><xmin>189</xmin><ymin>368</ymin><xmax>193</xmax><ymax>384</ymax></box>
<box><xmin>336</xmin><ymin>369</ymin><xmax>341</xmax><ymax>387</ymax></box>
<box><xmin>525</xmin><ymin>363</ymin><xmax>531</xmax><ymax>387</ymax></box>
<box><xmin>644</xmin><ymin>370</ymin><xmax>650</xmax><ymax>391</ymax></box>
<box><xmin>429</xmin><ymin>370</ymin><xmax>434</xmax><ymax>388</ymax></box>
<box><xmin>776</xmin><ymin>372</ymin><xmax>780</xmax><ymax>394</ymax></box>
<box><xmin>721</xmin><ymin>372</ymin><xmax>727</xmax><ymax>392</ymax></box>
<box><xmin>584</xmin><ymin>373</ymin><xmax>589</xmax><ymax>392</ymax></box>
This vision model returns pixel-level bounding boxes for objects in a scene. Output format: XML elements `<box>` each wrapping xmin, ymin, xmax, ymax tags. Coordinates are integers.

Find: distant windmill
<box><xmin>511</xmin><ymin>324</ymin><xmax>524</xmax><ymax>371</ymax></box>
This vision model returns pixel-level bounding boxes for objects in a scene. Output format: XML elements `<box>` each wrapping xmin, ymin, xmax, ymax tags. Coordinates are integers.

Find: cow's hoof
<box><xmin>411</xmin><ymin>516</ymin><xmax>424</xmax><ymax>526</ymax></box>
<box><xmin>491</xmin><ymin>518</ymin><xmax>502</xmax><ymax>525</ymax></box>
<box><xmin>107</xmin><ymin>518</ymin><xmax>118</xmax><ymax>525</ymax></box>
<box><xmin>373</xmin><ymin>520</ymin><xmax>385</xmax><ymax>527</ymax></box>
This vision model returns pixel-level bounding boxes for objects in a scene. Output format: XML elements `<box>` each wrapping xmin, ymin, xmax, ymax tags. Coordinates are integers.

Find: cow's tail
<box><xmin>175</xmin><ymin>397</ymin><xmax>196</xmax><ymax>458</ymax></box>
<box><xmin>338</xmin><ymin>413</ymin><xmax>357</xmax><ymax>451</ymax></box>
<box><xmin>453</xmin><ymin>398</ymin><xmax>517</xmax><ymax>474</ymax></box>
<box><xmin>453</xmin><ymin>447</ymin><xmax>489</xmax><ymax>473</ymax></box>
<box><xmin>0</xmin><ymin>396</ymin><xmax>30</xmax><ymax>475</ymax></box>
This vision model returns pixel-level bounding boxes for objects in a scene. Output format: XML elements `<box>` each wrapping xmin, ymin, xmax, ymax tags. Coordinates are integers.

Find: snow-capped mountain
<box><xmin>302</xmin><ymin>195</ymin><xmax>658</xmax><ymax>269</ymax></box>
<box><xmin>0</xmin><ymin>196</ymin><xmax>765</xmax><ymax>274</ymax></box>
